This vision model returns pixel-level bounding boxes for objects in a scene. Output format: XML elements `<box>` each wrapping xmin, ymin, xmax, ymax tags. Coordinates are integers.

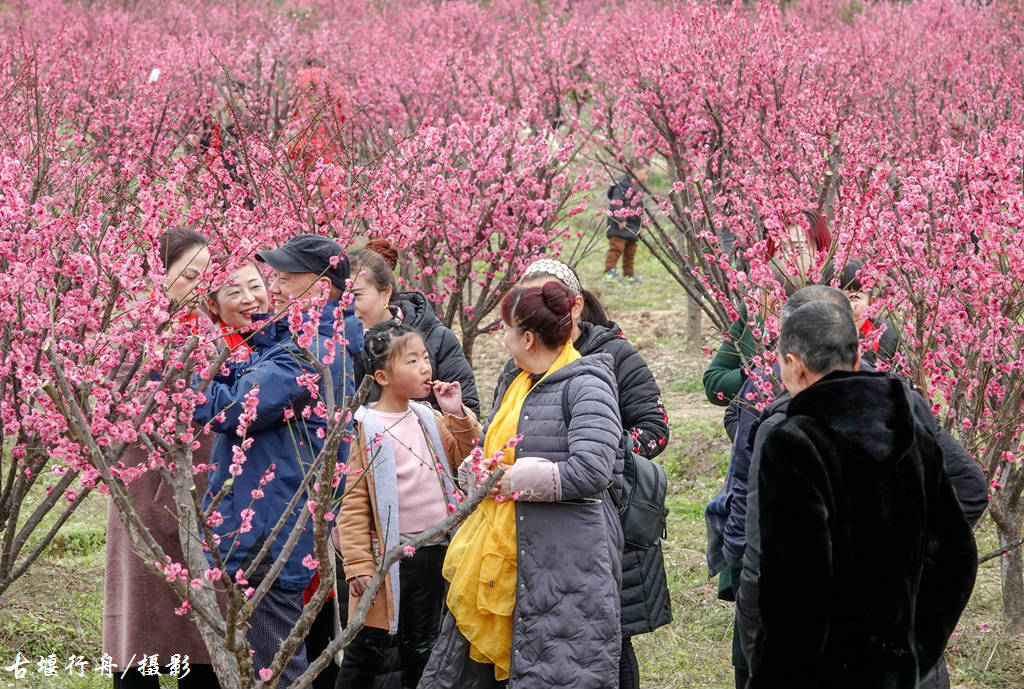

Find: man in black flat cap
<box><xmin>194</xmin><ymin>234</ymin><xmax>363</xmax><ymax>688</ymax></box>
<box><xmin>257</xmin><ymin>233</ymin><xmax>353</xmax><ymax>310</ymax></box>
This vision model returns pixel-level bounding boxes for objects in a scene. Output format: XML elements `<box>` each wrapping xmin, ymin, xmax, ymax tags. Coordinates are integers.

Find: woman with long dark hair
<box><xmin>102</xmin><ymin>228</ymin><xmax>221</xmax><ymax>689</ymax></box>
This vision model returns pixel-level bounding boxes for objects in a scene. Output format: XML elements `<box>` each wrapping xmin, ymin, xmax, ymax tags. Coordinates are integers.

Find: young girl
<box><xmin>336</xmin><ymin>322</ymin><xmax>481</xmax><ymax>689</ymax></box>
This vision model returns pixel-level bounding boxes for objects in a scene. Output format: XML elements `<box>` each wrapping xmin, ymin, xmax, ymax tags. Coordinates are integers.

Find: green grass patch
<box><xmin>669</xmin><ymin>374</ymin><xmax>705</xmax><ymax>396</ymax></box>
<box><xmin>43</xmin><ymin>520</ymin><xmax>106</xmax><ymax>563</ymax></box>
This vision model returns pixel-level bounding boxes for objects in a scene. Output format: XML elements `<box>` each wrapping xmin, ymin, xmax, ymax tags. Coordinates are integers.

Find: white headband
<box><xmin>522</xmin><ymin>258</ymin><xmax>582</xmax><ymax>296</ymax></box>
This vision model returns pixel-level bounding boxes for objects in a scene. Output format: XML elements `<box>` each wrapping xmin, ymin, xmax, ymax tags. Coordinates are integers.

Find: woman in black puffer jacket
<box><xmin>510</xmin><ymin>258</ymin><xmax>672</xmax><ymax>689</ymax></box>
<box><xmin>349</xmin><ymin>239</ymin><xmax>480</xmax><ymax>416</ymax></box>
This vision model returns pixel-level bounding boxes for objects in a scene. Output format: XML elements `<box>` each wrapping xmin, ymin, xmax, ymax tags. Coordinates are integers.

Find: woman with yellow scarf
<box><xmin>419</xmin><ymin>281</ymin><xmax>625</xmax><ymax>689</ymax></box>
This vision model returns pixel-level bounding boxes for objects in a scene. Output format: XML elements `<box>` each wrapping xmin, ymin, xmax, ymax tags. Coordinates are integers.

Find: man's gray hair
<box><xmin>780</xmin><ymin>285</ymin><xmax>853</xmax><ymax>328</ymax></box>
<box><xmin>778</xmin><ymin>301</ymin><xmax>859</xmax><ymax>375</ymax></box>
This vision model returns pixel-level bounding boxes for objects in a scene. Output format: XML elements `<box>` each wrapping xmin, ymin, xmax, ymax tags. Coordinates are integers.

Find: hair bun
<box><xmin>501</xmin><ymin>282</ymin><xmax>575</xmax><ymax>349</ymax></box>
<box><xmin>365</xmin><ymin>238</ymin><xmax>399</xmax><ymax>270</ymax></box>
<box><xmin>540</xmin><ymin>281</ymin><xmax>575</xmax><ymax>316</ymax></box>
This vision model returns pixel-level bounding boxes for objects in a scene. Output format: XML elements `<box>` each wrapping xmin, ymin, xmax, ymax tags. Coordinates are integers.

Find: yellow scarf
<box><xmin>442</xmin><ymin>339</ymin><xmax>581</xmax><ymax>681</ymax></box>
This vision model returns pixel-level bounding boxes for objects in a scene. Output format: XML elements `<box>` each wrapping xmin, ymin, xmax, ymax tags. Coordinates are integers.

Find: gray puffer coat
<box><xmin>419</xmin><ymin>353</ymin><xmax>624</xmax><ymax>689</ymax></box>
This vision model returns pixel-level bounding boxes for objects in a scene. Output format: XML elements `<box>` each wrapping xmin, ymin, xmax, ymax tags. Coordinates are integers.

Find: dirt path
<box><xmin>470</xmin><ymin>307</ymin><xmax>719</xmax><ymax>420</ymax></box>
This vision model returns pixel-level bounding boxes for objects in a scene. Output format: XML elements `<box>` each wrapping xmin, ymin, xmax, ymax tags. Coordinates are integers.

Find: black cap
<box><xmin>256</xmin><ymin>234</ymin><xmax>350</xmax><ymax>290</ymax></box>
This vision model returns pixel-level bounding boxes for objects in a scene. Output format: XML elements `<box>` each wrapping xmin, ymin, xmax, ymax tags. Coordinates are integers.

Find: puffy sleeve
<box><xmin>612</xmin><ymin>334</ymin><xmax>669</xmax><ymax>458</ymax></box>
<box><xmin>193</xmin><ymin>350</ymin><xmax>311</xmax><ymax>435</ymax></box>
<box><xmin>702</xmin><ymin>317</ymin><xmax>759</xmax><ymax>406</ymax></box>
<box><xmin>558</xmin><ymin>373</ymin><xmax>623</xmax><ymax>501</ymax></box>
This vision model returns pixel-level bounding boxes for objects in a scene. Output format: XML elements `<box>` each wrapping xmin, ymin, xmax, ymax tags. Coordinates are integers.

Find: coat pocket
<box><xmin>478</xmin><ymin>552</ymin><xmax>517</xmax><ymax>616</ymax></box>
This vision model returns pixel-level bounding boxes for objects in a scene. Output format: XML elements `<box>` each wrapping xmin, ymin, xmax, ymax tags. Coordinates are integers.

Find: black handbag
<box><xmin>561</xmin><ymin>386</ymin><xmax>669</xmax><ymax>548</ymax></box>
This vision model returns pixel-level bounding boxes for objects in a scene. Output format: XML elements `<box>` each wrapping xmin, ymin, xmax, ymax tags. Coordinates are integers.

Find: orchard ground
<box><xmin>1</xmin><ymin>242</ymin><xmax>1021</xmax><ymax>689</ymax></box>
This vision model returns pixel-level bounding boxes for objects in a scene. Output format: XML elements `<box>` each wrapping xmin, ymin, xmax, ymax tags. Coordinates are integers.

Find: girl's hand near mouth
<box><xmin>431</xmin><ymin>380</ymin><xmax>466</xmax><ymax>417</ymax></box>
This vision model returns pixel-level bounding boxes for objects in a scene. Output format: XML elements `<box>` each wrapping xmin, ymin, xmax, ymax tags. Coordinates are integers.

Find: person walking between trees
<box><xmin>737</xmin><ymin>301</ymin><xmax>978</xmax><ymax>689</ymax></box>
<box><xmin>335</xmin><ymin>322</ymin><xmax>481</xmax><ymax>689</ymax></box>
<box><xmin>604</xmin><ymin>156</ymin><xmax>651</xmax><ymax>284</ymax></box>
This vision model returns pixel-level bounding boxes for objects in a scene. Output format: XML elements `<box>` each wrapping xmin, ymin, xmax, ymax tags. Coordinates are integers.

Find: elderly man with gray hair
<box><xmin>736</xmin><ymin>298</ymin><xmax>979</xmax><ymax>689</ymax></box>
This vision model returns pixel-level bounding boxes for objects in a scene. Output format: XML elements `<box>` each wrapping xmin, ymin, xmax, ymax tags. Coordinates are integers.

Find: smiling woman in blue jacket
<box><xmin>193</xmin><ymin>235</ymin><xmax>363</xmax><ymax>689</ymax></box>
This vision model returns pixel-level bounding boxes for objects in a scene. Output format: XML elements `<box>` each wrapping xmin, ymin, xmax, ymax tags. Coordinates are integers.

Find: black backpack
<box><xmin>561</xmin><ymin>386</ymin><xmax>669</xmax><ymax>548</ymax></box>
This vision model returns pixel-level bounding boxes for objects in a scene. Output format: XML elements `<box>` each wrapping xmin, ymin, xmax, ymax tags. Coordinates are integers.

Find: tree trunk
<box><xmin>994</xmin><ymin>462</ymin><xmax>1024</xmax><ymax>635</ymax></box>
<box><xmin>460</xmin><ymin>327</ymin><xmax>477</xmax><ymax>367</ymax></box>
<box><xmin>998</xmin><ymin>515</ymin><xmax>1024</xmax><ymax>635</ymax></box>
<box><xmin>687</xmin><ymin>294</ymin><xmax>702</xmax><ymax>346</ymax></box>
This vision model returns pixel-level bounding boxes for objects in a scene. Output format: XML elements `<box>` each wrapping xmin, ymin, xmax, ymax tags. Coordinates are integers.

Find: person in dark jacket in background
<box><xmin>349</xmin><ymin>239</ymin><xmax>480</xmax><ymax>416</ymax></box>
<box><xmin>823</xmin><ymin>257</ymin><xmax>901</xmax><ymax>370</ymax></box>
<box><xmin>707</xmin><ymin>285</ymin><xmax>987</xmax><ymax>689</ymax></box>
<box><xmin>517</xmin><ymin>258</ymin><xmax>670</xmax><ymax>689</ymax></box>
<box><xmin>702</xmin><ymin>229</ymin><xmax>828</xmax><ymax>644</ymax></box>
<box><xmin>737</xmin><ymin>301</ymin><xmax>978</xmax><ymax>689</ymax></box>
<box><xmin>604</xmin><ymin>156</ymin><xmax>651</xmax><ymax>284</ymax></box>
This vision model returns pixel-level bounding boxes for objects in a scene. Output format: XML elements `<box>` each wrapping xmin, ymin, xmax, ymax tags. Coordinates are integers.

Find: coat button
<box><xmin>523</xmin><ymin>414</ymin><xmax>529</xmax><ymax>420</ymax></box>
<box><xmin>519</xmin><ymin>516</ymin><xmax>524</xmax><ymax>521</ymax></box>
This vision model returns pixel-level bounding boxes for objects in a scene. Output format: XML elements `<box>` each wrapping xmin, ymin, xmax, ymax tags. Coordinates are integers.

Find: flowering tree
<box><xmin>0</xmin><ymin>1</ymin><xmax>584</xmax><ymax>685</ymax></box>
<box><xmin>847</xmin><ymin>129</ymin><xmax>1024</xmax><ymax>631</ymax></box>
<box><xmin>355</xmin><ymin>101</ymin><xmax>591</xmax><ymax>360</ymax></box>
<box><xmin>4</xmin><ymin>0</ymin><xmax>1024</xmax><ymax>680</ymax></box>
<box><xmin>586</xmin><ymin>0</ymin><xmax>1024</xmax><ymax>632</ymax></box>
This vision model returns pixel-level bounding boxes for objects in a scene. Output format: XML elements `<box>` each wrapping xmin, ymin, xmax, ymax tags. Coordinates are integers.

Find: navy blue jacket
<box><xmin>193</xmin><ymin>303</ymin><xmax>363</xmax><ymax>590</ymax></box>
<box><xmin>705</xmin><ymin>370</ymin><xmax>775</xmax><ymax>573</ymax></box>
